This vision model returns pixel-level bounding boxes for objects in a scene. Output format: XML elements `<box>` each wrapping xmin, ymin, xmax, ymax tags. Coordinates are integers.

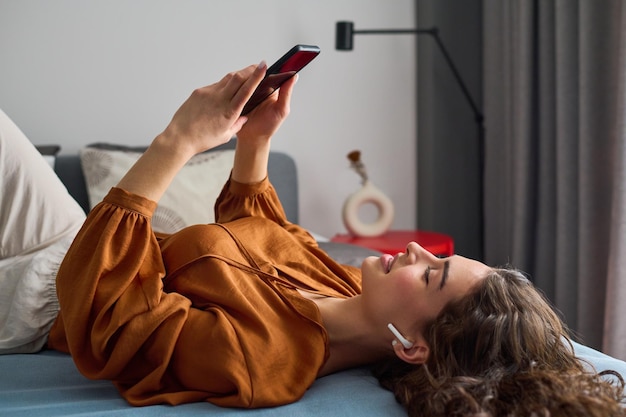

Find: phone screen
<box><xmin>241</xmin><ymin>45</ymin><xmax>320</xmax><ymax>115</ymax></box>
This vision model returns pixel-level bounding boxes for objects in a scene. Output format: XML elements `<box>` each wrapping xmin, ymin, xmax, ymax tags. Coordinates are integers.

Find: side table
<box><xmin>331</xmin><ymin>230</ymin><xmax>454</xmax><ymax>257</ymax></box>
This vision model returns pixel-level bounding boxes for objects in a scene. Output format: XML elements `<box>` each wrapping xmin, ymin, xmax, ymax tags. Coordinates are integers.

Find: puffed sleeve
<box><xmin>50</xmin><ymin>187</ymin><xmax>191</xmax><ymax>380</ymax></box>
<box><xmin>214</xmin><ymin>176</ymin><xmax>317</xmax><ymax>246</ymax></box>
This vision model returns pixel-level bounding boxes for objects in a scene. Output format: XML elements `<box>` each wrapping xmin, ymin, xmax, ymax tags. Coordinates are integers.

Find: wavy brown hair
<box><xmin>373</xmin><ymin>268</ymin><xmax>626</xmax><ymax>416</ymax></box>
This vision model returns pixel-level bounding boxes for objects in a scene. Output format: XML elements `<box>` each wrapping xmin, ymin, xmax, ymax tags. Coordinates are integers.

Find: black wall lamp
<box><xmin>335</xmin><ymin>21</ymin><xmax>483</xmax><ymax>129</ymax></box>
<box><xmin>335</xmin><ymin>21</ymin><xmax>485</xmax><ymax>254</ymax></box>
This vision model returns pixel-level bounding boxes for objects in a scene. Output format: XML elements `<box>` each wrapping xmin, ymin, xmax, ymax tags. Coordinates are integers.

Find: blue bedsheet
<box><xmin>0</xmin><ymin>350</ymin><xmax>405</xmax><ymax>416</ymax></box>
<box><xmin>1</xmin><ymin>342</ymin><xmax>624</xmax><ymax>416</ymax></box>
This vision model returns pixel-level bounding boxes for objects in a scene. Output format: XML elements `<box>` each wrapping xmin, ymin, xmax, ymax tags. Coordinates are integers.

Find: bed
<box><xmin>2</xmin><ymin>141</ymin><xmax>625</xmax><ymax>416</ymax></box>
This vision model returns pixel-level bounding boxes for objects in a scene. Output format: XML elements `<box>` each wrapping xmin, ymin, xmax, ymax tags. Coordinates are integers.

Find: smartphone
<box><xmin>241</xmin><ymin>44</ymin><xmax>320</xmax><ymax>115</ymax></box>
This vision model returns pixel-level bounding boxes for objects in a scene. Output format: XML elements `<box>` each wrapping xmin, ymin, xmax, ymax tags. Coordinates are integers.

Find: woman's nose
<box><xmin>407</xmin><ymin>241</ymin><xmax>438</xmax><ymax>260</ymax></box>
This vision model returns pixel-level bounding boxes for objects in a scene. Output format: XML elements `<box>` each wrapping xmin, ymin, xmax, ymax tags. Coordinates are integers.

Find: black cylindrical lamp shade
<box><xmin>335</xmin><ymin>21</ymin><xmax>354</xmax><ymax>50</ymax></box>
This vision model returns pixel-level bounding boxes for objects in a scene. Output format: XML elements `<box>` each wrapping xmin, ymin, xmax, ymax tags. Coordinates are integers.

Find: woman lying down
<box><xmin>0</xmin><ymin>62</ymin><xmax>624</xmax><ymax>416</ymax></box>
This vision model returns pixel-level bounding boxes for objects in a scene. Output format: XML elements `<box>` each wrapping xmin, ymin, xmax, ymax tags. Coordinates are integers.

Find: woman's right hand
<box><xmin>115</xmin><ymin>63</ymin><xmax>267</xmax><ymax>203</ymax></box>
<box><xmin>160</xmin><ymin>61</ymin><xmax>268</xmax><ymax>158</ymax></box>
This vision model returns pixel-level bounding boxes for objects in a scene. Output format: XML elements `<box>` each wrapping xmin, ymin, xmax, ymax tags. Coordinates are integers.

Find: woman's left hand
<box><xmin>236</xmin><ymin>74</ymin><xmax>297</xmax><ymax>147</ymax></box>
<box><xmin>230</xmin><ymin>74</ymin><xmax>298</xmax><ymax>184</ymax></box>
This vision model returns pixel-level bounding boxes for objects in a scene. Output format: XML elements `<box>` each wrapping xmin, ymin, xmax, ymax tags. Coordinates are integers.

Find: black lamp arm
<box><xmin>426</xmin><ymin>29</ymin><xmax>483</xmax><ymax>125</ymax></box>
<box><xmin>336</xmin><ymin>22</ymin><xmax>484</xmax><ymax>125</ymax></box>
<box><xmin>352</xmin><ymin>28</ymin><xmax>436</xmax><ymax>36</ymax></box>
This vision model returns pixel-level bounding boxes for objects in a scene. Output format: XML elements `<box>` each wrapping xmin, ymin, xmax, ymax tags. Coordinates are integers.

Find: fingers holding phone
<box><xmin>223</xmin><ymin>61</ymin><xmax>268</xmax><ymax>115</ymax></box>
<box><xmin>237</xmin><ymin>75</ymin><xmax>298</xmax><ymax>150</ymax></box>
<box><xmin>231</xmin><ymin>71</ymin><xmax>301</xmax><ymax>185</ymax></box>
<box><xmin>241</xmin><ymin>44</ymin><xmax>320</xmax><ymax>116</ymax></box>
<box><xmin>237</xmin><ymin>74</ymin><xmax>298</xmax><ymax>146</ymax></box>
<box><xmin>161</xmin><ymin>44</ymin><xmax>319</xmax><ymax>156</ymax></box>
<box><xmin>162</xmin><ymin>62</ymin><xmax>267</xmax><ymax>155</ymax></box>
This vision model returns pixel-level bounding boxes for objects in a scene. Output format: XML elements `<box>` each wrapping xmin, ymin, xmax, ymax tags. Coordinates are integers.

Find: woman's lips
<box><xmin>380</xmin><ymin>254</ymin><xmax>394</xmax><ymax>273</ymax></box>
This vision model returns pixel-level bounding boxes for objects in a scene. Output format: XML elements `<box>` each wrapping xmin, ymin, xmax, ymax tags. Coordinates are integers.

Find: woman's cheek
<box><xmin>390</xmin><ymin>267</ymin><xmax>423</xmax><ymax>301</ymax></box>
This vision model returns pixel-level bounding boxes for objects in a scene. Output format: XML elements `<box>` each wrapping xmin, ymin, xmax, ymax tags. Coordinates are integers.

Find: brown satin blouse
<box><xmin>48</xmin><ymin>177</ymin><xmax>362</xmax><ymax>408</ymax></box>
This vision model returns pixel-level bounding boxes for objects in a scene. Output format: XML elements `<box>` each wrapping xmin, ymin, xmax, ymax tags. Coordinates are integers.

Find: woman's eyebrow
<box><xmin>439</xmin><ymin>260</ymin><xmax>450</xmax><ymax>290</ymax></box>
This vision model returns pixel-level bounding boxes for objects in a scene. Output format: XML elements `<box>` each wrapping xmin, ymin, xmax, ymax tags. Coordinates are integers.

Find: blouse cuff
<box><xmin>103</xmin><ymin>187</ymin><xmax>158</xmax><ymax>217</ymax></box>
<box><xmin>227</xmin><ymin>176</ymin><xmax>271</xmax><ymax>196</ymax></box>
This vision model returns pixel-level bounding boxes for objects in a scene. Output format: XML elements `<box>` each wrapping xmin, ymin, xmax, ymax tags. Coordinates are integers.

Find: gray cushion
<box><xmin>318</xmin><ymin>241</ymin><xmax>381</xmax><ymax>267</ymax></box>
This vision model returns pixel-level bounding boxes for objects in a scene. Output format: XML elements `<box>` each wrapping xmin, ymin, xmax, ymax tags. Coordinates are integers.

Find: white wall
<box><xmin>0</xmin><ymin>0</ymin><xmax>416</xmax><ymax>238</ymax></box>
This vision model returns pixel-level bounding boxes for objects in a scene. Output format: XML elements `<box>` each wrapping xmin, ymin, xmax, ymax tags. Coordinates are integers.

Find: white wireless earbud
<box><xmin>387</xmin><ymin>323</ymin><xmax>414</xmax><ymax>349</ymax></box>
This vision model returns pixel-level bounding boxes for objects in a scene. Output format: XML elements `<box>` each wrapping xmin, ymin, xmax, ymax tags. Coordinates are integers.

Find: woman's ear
<box><xmin>392</xmin><ymin>334</ymin><xmax>430</xmax><ymax>365</ymax></box>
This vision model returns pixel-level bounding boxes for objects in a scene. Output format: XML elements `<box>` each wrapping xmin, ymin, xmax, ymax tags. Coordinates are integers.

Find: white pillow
<box><xmin>80</xmin><ymin>146</ymin><xmax>235</xmax><ymax>233</ymax></box>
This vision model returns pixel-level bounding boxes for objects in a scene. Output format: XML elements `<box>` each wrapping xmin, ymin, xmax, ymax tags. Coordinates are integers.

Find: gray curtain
<box><xmin>483</xmin><ymin>0</ymin><xmax>626</xmax><ymax>360</ymax></box>
<box><xmin>416</xmin><ymin>0</ymin><xmax>483</xmax><ymax>261</ymax></box>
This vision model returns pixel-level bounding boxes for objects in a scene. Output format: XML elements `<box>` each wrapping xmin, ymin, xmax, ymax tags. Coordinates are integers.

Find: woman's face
<box><xmin>361</xmin><ymin>242</ymin><xmax>491</xmax><ymax>335</ymax></box>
